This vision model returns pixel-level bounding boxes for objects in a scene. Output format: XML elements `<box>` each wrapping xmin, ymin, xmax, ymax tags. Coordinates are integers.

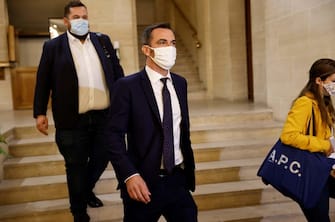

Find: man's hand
<box><xmin>125</xmin><ymin>175</ymin><xmax>151</xmax><ymax>204</ymax></box>
<box><xmin>36</xmin><ymin>115</ymin><xmax>49</xmax><ymax>135</ymax></box>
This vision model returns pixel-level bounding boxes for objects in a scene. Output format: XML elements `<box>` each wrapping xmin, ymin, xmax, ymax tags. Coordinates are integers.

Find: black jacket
<box><xmin>107</xmin><ymin>70</ymin><xmax>195</xmax><ymax>192</ymax></box>
<box><xmin>33</xmin><ymin>32</ymin><xmax>124</xmax><ymax>129</ymax></box>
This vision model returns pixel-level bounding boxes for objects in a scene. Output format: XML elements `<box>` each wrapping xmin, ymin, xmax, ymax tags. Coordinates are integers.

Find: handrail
<box><xmin>171</xmin><ymin>0</ymin><xmax>201</xmax><ymax>48</ymax></box>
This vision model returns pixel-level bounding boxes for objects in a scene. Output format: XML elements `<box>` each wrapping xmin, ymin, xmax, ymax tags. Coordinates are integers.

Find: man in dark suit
<box><xmin>107</xmin><ymin>23</ymin><xmax>198</xmax><ymax>222</ymax></box>
<box><xmin>33</xmin><ymin>1</ymin><xmax>124</xmax><ymax>221</ymax></box>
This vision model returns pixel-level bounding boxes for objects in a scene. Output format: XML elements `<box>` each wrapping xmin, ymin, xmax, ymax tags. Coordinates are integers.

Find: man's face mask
<box><xmin>70</xmin><ymin>18</ymin><xmax>89</xmax><ymax>36</ymax></box>
<box><xmin>323</xmin><ymin>82</ymin><xmax>335</xmax><ymax>96</ymax></box>
<box><xmin>148</xmin><ymin>46</ymin><xmax>176</xmax><ymax>70</ymax></box>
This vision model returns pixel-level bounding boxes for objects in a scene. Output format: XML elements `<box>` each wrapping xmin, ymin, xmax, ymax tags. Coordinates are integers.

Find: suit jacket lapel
<box><xmin>90</xmin><ymin>33</ymin><xmax>104</xmax><ymax>57</ymax></box>
<box><xmin>61</xmin><ymin>33</ymin><xmax>77</xmax><ymax>76</ymax></box>
<box><xmin>140</xmin><ymin>71</ymin><xmax>161</xmax><ymax>124</ymax></box>
<box><xmin>90</xmin><ymin>33</ymin><xmax>109</xmax><ymax>72</ymax></box>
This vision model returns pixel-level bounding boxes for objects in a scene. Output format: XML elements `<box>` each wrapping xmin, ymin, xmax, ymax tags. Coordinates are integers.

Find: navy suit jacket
<box><xmin>33</xmin><ymin>32</ymin><xmax>124</xmax><ymax>129</ymax></box>
<box><xmin>107</xmin><ymin>70</ymin><xmax>196</xmax><ymax>192</ymax></box>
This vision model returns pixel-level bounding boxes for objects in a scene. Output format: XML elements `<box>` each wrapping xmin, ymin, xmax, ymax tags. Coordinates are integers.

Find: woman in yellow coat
<box><xmin>280</xmin><ymin>58</ymin><xmax>335</xmax><ymax>221</ymax></box>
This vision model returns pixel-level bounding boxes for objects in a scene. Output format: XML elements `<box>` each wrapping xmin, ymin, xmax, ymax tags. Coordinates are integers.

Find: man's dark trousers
<box><xmin>55</xmin><ymin>109</ymin><xmax>109</xmax><ymax>215</ymax></box>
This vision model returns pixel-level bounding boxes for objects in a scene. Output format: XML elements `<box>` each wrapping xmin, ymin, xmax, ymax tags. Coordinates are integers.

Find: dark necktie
<box><xmin>160</xmin><ymin>78</ymin><xmax>175</xmax><ymax>173</ymax></box>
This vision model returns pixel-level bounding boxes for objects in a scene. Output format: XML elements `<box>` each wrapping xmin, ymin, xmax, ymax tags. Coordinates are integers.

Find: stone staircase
<box><xmin>2</xmin><ymin>100</ymin><xmax>335</xmax><ymax>222</ymax></box>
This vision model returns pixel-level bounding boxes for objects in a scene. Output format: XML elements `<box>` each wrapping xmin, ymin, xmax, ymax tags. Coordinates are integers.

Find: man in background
<box><xmin>33</xmin><ymin>1</ymin><xmax>124</xmax><ymax>221</ymax></box>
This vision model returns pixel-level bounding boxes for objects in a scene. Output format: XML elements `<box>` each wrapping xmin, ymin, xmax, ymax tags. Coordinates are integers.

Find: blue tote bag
<box><xmin>257</xmin><ymin>108</ymin><xmax>335</xmax><ymax>209</ymax></box>
<box><xmin>257</xmin><ymin>139</ymin><xmax>335</xmax><ymax>209</ymax></box>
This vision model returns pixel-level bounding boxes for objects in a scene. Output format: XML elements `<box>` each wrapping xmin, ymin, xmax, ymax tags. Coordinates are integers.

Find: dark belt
<box><xmin>158</xmin><ymin>163</ymin><xmax>184</xmax><ymax>177</ymax></box>
<box><xmin>79</xmin><ymin>108</ymin><xmax>109</xmax><ymax>116</ymax></box>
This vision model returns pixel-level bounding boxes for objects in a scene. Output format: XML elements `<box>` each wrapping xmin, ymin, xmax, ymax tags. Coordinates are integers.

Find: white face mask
<box><xmin>70</xmin><ymin>18</ymin><xmax>89</xmax><ymax>36</ymax></box>
<box><xmin>148</xmin><ymin>46</ymin><xmax>176</xmax><ymax>70</ymax></box>
<box><xmin>323</xmin><ymin>82</ymin><xmax>335</xmax><ymax>96</ymax></box>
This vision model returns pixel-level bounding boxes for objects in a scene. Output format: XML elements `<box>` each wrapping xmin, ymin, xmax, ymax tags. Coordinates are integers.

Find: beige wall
<box><xmin>196</xmin><ymin>0</ymin><xmax>248</xmax><ymax>100</ymax></box>
<box><xmin>0</xmin><ymin>0</ymin><xmax>13</xmax><ymax>110</ymax></box>
<box><xmin>252</xmin><ymin>0</ymin><xmax>335</xmax><ymax>120</ymax></box>
<box><xmin>83</xmin><ymin>0</ymin><xmax>138</xmax><ymax>74</ymax></box>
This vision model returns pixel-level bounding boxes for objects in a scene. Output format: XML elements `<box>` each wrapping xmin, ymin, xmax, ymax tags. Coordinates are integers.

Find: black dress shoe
<box><xmin>74</xmin><ymin>213</ymin><xmax>90</xmax><ymax>222</ymax></box>
<box><xmin>87</xmin><ymin>193</ymin><xmax>103</xmax><ymax>208</ymax></box>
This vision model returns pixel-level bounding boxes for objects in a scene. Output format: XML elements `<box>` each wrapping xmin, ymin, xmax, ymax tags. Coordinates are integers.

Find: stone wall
<box><xmin>196</xmin><ymin>0</ymin><xmax>248</xmax><ymax>101</ymax></box>
<box><xmin>252</xmin><ymin>0</ymin><xmax>335</xmax><ymax>120</ymax></box>
<box><xmin>82</xmin><ymin>0</ymin><xmax>139</xmax><ymax>75</ymax></box>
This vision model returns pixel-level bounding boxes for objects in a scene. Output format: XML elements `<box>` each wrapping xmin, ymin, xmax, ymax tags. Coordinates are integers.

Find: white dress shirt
<box><xmin>67</xmin><ymin>31</ymin><xmax>110</xmax><ymax>113</ymax></box>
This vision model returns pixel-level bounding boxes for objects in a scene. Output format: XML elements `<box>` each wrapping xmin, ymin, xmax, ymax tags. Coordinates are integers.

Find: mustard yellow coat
<box><xmin>280</xmin><ymin>95</ymin><xmax>331</xmax><ymax>153</ymax></box>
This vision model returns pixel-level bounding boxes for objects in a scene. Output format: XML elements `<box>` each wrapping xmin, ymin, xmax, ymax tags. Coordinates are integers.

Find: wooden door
<box><xmin>11</xmin><ymin>67</ymin><xmax>37</xmax><ymax>109</ymax></box>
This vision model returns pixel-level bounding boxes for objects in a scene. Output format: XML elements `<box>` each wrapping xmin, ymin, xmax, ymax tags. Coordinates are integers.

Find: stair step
<box><xmin>196</xmin><ymin>158</ymin><xmax>263</xmax><ymax>184</ymax></box>
<box><xmin>4</xmin><ymin>154</ymin><xmax>65</xmax><ymax>179</ymax></box>
<box><xmin>191</xmin><ymin>122</ymin><xmax>281</xmax><ymax>143</ymax></box>
<box><xmin>0</xmin><ymin>179</ymin><xmax>291</xmax><ymax>222</ymax></box>
<box><xmin>193</xmin><ymin>139</ymin><xmax>275</xmax><ymax>162</ymax></box>
<box><xmin>0</xmin><ymin>170</ymin><xmax>118</xmax><ymax>205</ymax></box>
<box><xmin>0</xmin><ymin>193</ymin><xmax>122</xmax><ymax>222</ymax></box>
<box><xmin>197</xmin><ymin>201</ymin><xmax>310</xmax><ymax>222</ymax></box>
<box><xmin>7</xmin><ymin>114</ymin><xmax>279</xmax><ymax>159</ymax></box>
<box><xmin>194</xmin><ymin>180</ymin><xmax>289</xmax><ymax>211</ymax></box>
<box><xmin>7</xmin><ymin>127</ymin><xmax>54</xmax><ymax>140</ymax></box>
<box><xmin>0</xmin><ymin>157</ymin><xmax>265</xmax><ymax>205</ymax></box>
<box><xmin>199</xmin><ymin>200</ymin><xmax>335</xmax><ymax>222</ymax></box>
<box><xmin>7</xmin><ymin>108</ymin><xmax>277</xmax><ymax>142</ymax></box>
<box><xmin>4</xmin><ymin>198</ymin><xmax>334</xmax><ymax>222</ymax></box>
<box><xmin>190</xmin><ymin>112</ymin><xmax>275</xmax><ymax>128</ymax></box>
<box><xmin>12</xmin><ymin>125</ymin><xmax>55</xmax><ymax>140</ymax></box>
<box><xmin>7</xmin><ymin>135</ymin><xmax>273</xmax><ymax>162</ymax></box>
<box><xmin>4</xmin><ymin>138</ymin><xmax>273</xmax><ymax>179</ymax></box>
<box><xmin>9</xmin><ymin>140</ymin><xmax>58</xmax><ymax>157</ymax></box>
<box><xmin>4</xmin><ymin>131</ymin><xmax>276</xmax><ymax>179</ymax></box>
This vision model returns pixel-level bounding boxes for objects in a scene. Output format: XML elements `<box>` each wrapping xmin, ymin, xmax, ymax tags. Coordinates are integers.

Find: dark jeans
<box><xmin>55</xmin><ymin>109</ymin><xmax>109</xmax><ymax>215</ymax></box>
<box><xmin>122</xmin><ymin>168</ymin><xmax>198</xmax><ymax>222</ymax></box>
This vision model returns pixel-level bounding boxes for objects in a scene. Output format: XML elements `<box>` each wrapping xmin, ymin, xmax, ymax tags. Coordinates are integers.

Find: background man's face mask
<box><xmin>323</xmin><ymin>82</ymin><xmax>335</xmax><ymax>96</ymax></box>
<box><xmin>70</xmin><ymin>18</ymin><xmax>89</xmax><ymax>36</ymax></box>
<box><xmin>148</xmin><ymin>46</ymin><xmax>176</xmax><ymax>70</ymax></box>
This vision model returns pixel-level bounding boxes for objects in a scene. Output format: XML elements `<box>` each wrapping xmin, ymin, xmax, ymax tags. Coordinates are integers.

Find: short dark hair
<box><xmin>141</xmin><ymin>23</ymin><xmax>174</xmax><ymax>45</ymax></box>
<box><xmin>64</xmin><ymin>1</ymin><xmax>87</xmax><ymax>17</ymax></box>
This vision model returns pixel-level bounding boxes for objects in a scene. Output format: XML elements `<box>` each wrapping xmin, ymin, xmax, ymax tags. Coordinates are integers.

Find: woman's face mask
<box><xmin>70</xmin><ymin>18</ymin><xmax>89</xmax><ymax>36</ymax></box>
<box><xmin>323</xmin><ymin>82</ymin><xmax>335</xmax><ymax>96</ymax></box>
